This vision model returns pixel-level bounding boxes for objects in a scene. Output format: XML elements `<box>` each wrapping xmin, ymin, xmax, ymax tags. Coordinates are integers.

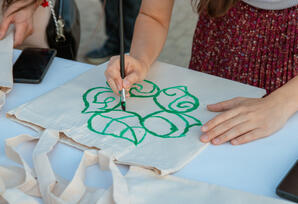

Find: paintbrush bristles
<box><xmin>120</xmin><ymin>88</ymin><xmax>126</xmax><ymax>111</ymax></box>
<box><xmin>121</xmin><ymin>102</ymin><xmax>126</xmax><ymax>111</ymax></box>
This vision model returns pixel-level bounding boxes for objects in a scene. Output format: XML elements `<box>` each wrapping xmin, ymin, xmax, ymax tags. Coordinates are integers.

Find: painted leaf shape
<box><xmin>129</xmin><ymin>80</ymin><xmax>160</xmax><ymax>98</ymax></box>
<box><xmin>82</xmin><ymin>87</ymin><xmax>120</xmax><ymax>114</ymax></box>
<box><xmin>142</xmin><ymin>111</ymin><xmax>202</xmax><ymax>138</ymax></box>
<box><xmin>88</xmin><ymin>110</ymin><xmax>147</xmax><ymax>145</ymax></box>
<box><xmin>153</xmin><ymin>86</ymin><xmax>199</xmax><ymax>113</ymax></box>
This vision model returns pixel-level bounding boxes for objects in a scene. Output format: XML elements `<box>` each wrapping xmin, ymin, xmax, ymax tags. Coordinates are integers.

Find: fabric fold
<box><xmin>0</xmin><ymin>27</ymin><xmax>14</xmax><ymax>112</ymax></box>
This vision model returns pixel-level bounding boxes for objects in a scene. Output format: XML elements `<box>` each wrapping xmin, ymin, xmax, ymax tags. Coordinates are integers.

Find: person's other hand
<box><xmin>105</xmin><ymin>55</ymin><xmax>149</xmax><ymax>95</ymax></box>
<box><xmin>0</xmin><ymin>1</ymin><xmax>37</xmax><ymax>47</ymax></box>
<box><xmin>200</xmin><ymin>96</ymin><xmax>292</xmax><ymax>145</ymax></box>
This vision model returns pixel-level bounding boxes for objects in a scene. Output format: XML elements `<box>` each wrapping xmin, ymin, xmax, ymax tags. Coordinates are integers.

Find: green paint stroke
<box><xmin>154</xmin><ymin>86</ymin><xmax>199</xmax><ymax>114</ymax></box>
<box><xmin>88</xmin><ymin>110</ymin><xmax>147</xmax><ymax>145</ymax></box>
<box><xmin>142</xmin><ymin>111</ymin><xmax>202</xmax><ymax>138</ymax></box>
<box><xmin>82</xmin><ymin>80</ymin><xmax>201</xmax><ymax>146</ymax></box>
<box><xmin>129</xmin><ymin>80</ymin><xmax>160</xmax><ymax>98</ymax></box>
<box><xmin>82</xmin><ymin>87</ymin><xmax>120</xmax><ymax>114</ymax></box>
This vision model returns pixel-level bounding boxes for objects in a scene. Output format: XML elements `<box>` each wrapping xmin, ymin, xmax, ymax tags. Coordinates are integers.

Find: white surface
<box><xmin>122</xmin><ymin>167</ymin><xmax>293</xmax><ymax>204</ymax></box>
<box><xmin>0</xmin><ymin>50</ymin><xmax>297</xmax><ymax>201</ymax></box>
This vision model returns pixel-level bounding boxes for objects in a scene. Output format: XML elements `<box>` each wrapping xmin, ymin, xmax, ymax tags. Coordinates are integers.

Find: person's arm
<box><xmin>0</xmin><ymin>0</ymin><xmax>40</xmax><ymax>47</ymax></box>
<box><xmin>269</xmin><ymin>76</ymin><xmax>298</xmax><ymax>114</ymax></box>
<box><xmin>200</xmin><ymin>75</ymin><xmax>298</xmax><ymax>145</ymax></box>
<box><xmin>130</xmin><ymin>0</ymin><xmax>174</xmax><ymax>72</ymax></box>
<box><xmin>105</xmin><ymin>0</ymin><xmax>174</xmax><ymax>95</ymax></box>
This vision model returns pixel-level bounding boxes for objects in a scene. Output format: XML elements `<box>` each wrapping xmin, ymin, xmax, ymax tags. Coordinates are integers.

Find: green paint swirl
<box><xmin>82</xmin><ymin>87</ymin><xmax>120</xmax><ymax>114</ymax></box>
<box><xmin>142</xmin><ymin>111</ymin><xmax>202</xmax><ymax>138</ymax></box>
<box><xmin>129</xmin><ymin>80</ymin><xmax>160</xmax><ymax>98</ymax></box>
<box><xmin>82</xmin><ymin>80</ymin><xmax>201</xmax><ymax>146</ymax></box>
<box><xmin>154</xmin><ymin>86</ymin><xmax>199</xmax><ymax>114</ymax></box>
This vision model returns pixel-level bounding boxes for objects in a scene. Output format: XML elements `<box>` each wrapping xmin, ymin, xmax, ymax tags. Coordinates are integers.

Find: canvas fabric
<box><xmin>6</xmin><ymin>62</ymin><xmax>266</xmax><ymax>175</ymax></box>
<box><xmin>1</xmin><ymin>49</ymin><xmax>274</xmax><ymax>203</ymax></box>
<box><xmin>0</xmin><ymin>28</ymin><xmax>13</xmax><ymax>112</ymax></box>
<box><xmin>0</xmin><ymin>130</ymin><xmax>292</xmax><ymax>204</ymax></box>
<box><xmin>0</xmin><ymin>130</ymin><xmax>114</xmax><ymax>204</ymax></box>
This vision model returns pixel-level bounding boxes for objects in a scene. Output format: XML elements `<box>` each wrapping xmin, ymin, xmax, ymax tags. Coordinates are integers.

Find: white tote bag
<box><xmin>0</xmin><ymin>130</ymin><xmax>115</xmax><ymax>204</ymax></box>
<box><xmin>112</xmin><ymin>166</ymin><xmax>292</xmax><ymax>204</ymax></box>
<box><xmin>7</xmin><ymin>62</ymin><xmax>266</xmax><ymax>175</ymax></box>
<box><xmin>0</xmin><ymin>130</ymin><xmax>291</xmax><ymax>204</ymax></box>
<box><xmin>0</xmin><ymin>28</ymin><xmax>13</xmax><ymax>111</ymax></box>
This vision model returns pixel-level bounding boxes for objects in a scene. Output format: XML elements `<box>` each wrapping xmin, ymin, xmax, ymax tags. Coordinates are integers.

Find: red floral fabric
<box><xmin>189</xmin><ymin>1</ymin><xmax>297</xmax><ymax>94</ymax></box>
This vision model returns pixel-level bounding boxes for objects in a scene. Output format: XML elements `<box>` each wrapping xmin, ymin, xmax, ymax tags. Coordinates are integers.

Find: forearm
<box><xmin>130</xmin><ymin>0</ymin><xmax>174</xmax><ymax>71</ymax></box>
<box><xmin>268</xmin><ymin>76</ymin><xmax>298</xmax><ymax>116</ymax></box>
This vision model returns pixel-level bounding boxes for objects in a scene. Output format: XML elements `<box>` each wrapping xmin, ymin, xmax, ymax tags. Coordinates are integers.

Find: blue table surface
<box><xmin>0</xmin><ymin>50</ymin><xmax>297</xmax><ymax>201</ymax></box>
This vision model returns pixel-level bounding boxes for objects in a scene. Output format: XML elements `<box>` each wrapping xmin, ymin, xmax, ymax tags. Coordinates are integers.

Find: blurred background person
<box><xmin>85</xmin><ymin>0</ymin><xmax>141</xmax><ymax>64</ymax></box>
<box><xmin>0</xmin><ymin>0</ymin><xmax>80</xmax><ymax>60</ymax></box>
<box><xmin>0</xmin><ymin>0</ymin><xmax>50</xmax><ymax>48</ymax></box>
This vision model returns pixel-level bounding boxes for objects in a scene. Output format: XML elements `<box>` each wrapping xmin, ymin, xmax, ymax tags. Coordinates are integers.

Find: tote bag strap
<box><xmin>1</xmin><ymin>134</ymin><xmax>41</xmax><ymax>203</ymax></box>
<box><xmin>1</xmin><ymin>129</ymin><xmax>130</xmax><ymax>204</ymax></box>
<box><xmin>32</xmin><ymin>129</ymin><xmax>129</xmax><ymax>204</ymax></box>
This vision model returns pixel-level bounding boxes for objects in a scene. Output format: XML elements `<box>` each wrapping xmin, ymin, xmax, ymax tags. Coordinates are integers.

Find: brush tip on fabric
<box><xmin>121</xmin><ymin>102</ymin><xmax>126</xmax><ymax>111</ymax></box>
<box><xmin>120</xmin><ymin>89</ymin><xmax>126</xmax><ymax>111</ymax></box>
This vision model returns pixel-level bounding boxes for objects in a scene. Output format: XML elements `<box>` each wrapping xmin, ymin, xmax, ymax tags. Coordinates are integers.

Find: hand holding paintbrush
<box><xmin>119</xmin><ymin>0</ymin><xmax>126</xmax><ymax>111</ymax></box>
<box><xmin>104</xmin><ymin>0</ymin><xmax>151</xmax><ymax>101</ymax></box>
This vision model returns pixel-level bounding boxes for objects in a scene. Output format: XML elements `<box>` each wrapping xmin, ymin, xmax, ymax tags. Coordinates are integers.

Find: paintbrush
<box><xmin>119</xmin><ymin>0</ymin><xmax>126</xmax><ymax>111</ymax></box>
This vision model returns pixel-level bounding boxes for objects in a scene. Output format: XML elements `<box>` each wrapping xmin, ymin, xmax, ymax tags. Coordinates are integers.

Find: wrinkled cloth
<box><xmin>0</xmin><ymin>28</ymin><xmax>13</xmax><ymax>112</ymax></box>
<box><xmin>7</xmin><ymin>62</ymin><xmax>265</xmax><ymax>175</ymax></box>
<box><xmin>0</xmin><ymin>131</ymin><xmax>292</xmax><ymax>204</ymax></box>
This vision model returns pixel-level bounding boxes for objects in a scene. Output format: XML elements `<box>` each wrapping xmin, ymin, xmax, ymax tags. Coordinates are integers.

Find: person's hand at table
<box><xmin>0</xmin><ymin>0</ymin><xmax>38</xmax><ymax>47</ymax></box>
<box><xmin>105</xmin><ymin>55</ymin><xmax>150</xmax><ymax>95</ymax></box>
<box><xmin>200</xmin><ymin>91</ymin><xmax>297</xmax><ymax>145</ymax></box>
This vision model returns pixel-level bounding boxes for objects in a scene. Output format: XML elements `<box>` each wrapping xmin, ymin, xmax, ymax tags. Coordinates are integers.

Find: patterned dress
<box><xmin>189</xmin><ymin>1</ymin><xmax>297</xmax><ymax>94</ymax></box>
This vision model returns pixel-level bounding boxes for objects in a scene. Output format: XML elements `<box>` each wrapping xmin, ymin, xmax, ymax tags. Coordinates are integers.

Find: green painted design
<box><xmin>142</xmin><ymin>111</ymin><xmax>202</xmax><ymax>138</ymax></box>
<box><xmin>82</xmin><ymin>87</ymin><xmax>120</xmax><ymax>114</ymax></box>
<box><xmin>88</xmin><ymin>110</ymin><xmax>147</xmax><ymax>145</ymax></box>
<box><xmin>153</xmin><ymin>86</ymin><xmax>199</xmax><ymax>114</ymax></box>
<box><xmin>82</xmin><ymin>80</ymin><xmax>201</xmax><ymax>146</ymax></box>
<box><xmin>129</xmin><ymin>80</ymin><xmax>160</xmax><ymax>98</ymax></box>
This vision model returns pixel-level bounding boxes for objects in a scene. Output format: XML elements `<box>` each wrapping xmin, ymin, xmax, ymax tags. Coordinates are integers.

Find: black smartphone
<box><xmin>13</xmin><ymin>48</ymin><xmax>57</xmax><ymax>84</ymax></box>
<box><xmin>276</xmin><ymin>160</ymin><xmax>298</xmax><ymax>203</ymax></box>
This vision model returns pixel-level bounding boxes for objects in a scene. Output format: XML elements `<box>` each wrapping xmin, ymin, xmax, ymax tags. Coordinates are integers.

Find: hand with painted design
<box><xmin>105</xmin><ymin>55</ymin><xmax>149</xmax><ymax>96</ymax></box>
<box><xmin>200</xmin><ymin>94</ymin><xmax>296</xmax><ymax>145</ymax></box>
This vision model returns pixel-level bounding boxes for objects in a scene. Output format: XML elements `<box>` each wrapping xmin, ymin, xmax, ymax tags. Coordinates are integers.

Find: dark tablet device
<box><xmin>276</xmin><ymin>160</ymin><xmax>298</xmax><ymax>203</ymax></box>
<box><xmin>13</xmin><ymin>48</ymin><xmax>57</xmax><ymax>84</ymax></box>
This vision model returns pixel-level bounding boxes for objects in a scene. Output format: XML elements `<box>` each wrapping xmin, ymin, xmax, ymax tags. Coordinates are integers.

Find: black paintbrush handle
<box><xmin>119</xmin><ymin>0</ymin><xmax>125</xmax><ymax>79</ymax></box>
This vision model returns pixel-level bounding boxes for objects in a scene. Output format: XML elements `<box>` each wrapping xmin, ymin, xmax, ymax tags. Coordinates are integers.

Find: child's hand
<box><xmin>200</xmin><ymin>96</ymin><xmax>292</xmax><ymax>145</ymax></box>
<box><xmin>105</xmin><ymin>55</ymin><xmax>149</xmax><ymax>95</ymax></box>
<box><xmin>0</xmin><ymin>0</ymin><xmax>37</xmax><ymax>47</ymax></box>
